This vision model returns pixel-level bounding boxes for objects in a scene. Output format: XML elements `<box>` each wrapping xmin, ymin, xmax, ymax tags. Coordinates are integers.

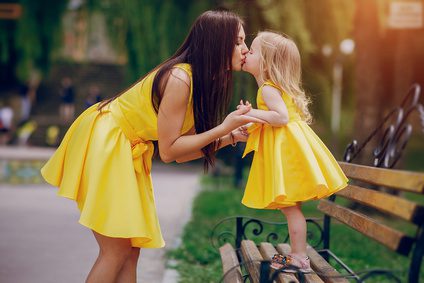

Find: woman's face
<box><xmin>231</xmin><ymin>25</ymin><xmax>248</xmax><ymax>71</ymax></box>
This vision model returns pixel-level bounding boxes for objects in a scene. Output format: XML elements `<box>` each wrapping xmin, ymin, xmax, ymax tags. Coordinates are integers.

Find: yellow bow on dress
<box><xmin>131</xmin><ymin>139</ymin><xmax>154</xmax><ymax>174</ymax></box>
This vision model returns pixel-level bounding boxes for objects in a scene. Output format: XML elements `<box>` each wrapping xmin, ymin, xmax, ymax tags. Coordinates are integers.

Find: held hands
<box><xmin>237</xmin><ymin>99</ymin><xmax>267</xmax><ymax>126</ymax></box>
<box><xmin>221</xmin><ymin>101</ymin><xmax>265</xmax><ymax>133</ymax></box>
<box><xmin>236</xmin><ymin>99</ymin><xmax>251</xmax><ymax>110</ymax></box>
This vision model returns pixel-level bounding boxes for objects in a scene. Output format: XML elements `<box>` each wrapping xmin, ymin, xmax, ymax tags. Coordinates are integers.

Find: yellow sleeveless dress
<box><xmin>41</xmin><ymin>63</ymin><xmax>194</xmax><ymax>248</ymax></box>
<box><xmin>242</xmin><ymin>81</ymin><xmax>348</xmax><ymax>209</ymax></box>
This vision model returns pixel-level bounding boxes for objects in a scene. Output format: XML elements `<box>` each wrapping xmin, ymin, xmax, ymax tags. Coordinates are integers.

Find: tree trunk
<box><xmin>352</xmin><ymin>0</ymin><xmax>384</xmax><ymax>165</ymax></box>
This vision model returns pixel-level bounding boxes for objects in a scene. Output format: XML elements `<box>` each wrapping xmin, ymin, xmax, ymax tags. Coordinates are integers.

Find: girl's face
<box><xmin>231</xmin><ymin>26</ymin><xmax>248</xmax><ymax>71</ymax></box>
<box><xmin>242</xmin><ymin>37</ymin><xmax>261</xmax><ymax>77</ymax></box>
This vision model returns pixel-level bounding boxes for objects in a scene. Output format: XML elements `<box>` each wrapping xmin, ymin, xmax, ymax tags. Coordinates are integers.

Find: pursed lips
<box><xmin>241</xmin><ymin>56</ymin><xmax>246</xmax><ymax>65</ymax></box>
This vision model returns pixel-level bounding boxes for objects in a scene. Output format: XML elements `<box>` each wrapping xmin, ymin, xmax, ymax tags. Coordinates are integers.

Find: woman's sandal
<box><xmin>270</xmin><ymin>253</ymin><xmax>313</xmax><ymax>273</ymax></box>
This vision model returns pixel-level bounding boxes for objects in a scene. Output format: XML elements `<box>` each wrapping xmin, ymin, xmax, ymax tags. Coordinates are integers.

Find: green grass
<box><xmin>168</xmin><ymin>176</ymin><xmax>423</xmax><ymax>282</ymax></box>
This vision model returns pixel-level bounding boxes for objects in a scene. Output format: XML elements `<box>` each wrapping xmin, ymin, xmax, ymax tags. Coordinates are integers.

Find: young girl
<box><xmin>241</xmin><ymin>31</ymin><xmax>348</xmax><ymax>271</ymax></box>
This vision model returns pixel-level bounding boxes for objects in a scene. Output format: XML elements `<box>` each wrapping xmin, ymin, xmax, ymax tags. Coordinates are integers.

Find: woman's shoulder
<box><xmin>170</xmin><ymin>63</ymin><xmax>192</xmax><ymax>86</ymax></box>
<box><xmin>169</xmin><ymin>67</ymin><xmax>191</xmax><ymax>90</ymax></box>
<box><xmin>173</xmin><ymin>63</ymin><xmax>192</xmax><ymax>75</ymax></box>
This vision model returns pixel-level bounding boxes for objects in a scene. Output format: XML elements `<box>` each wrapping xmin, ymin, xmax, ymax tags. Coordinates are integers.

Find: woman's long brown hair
<box><xmin>100</xmin><ymin>10</ymin><xmax>242</xmax><ymax>171</ymax></box>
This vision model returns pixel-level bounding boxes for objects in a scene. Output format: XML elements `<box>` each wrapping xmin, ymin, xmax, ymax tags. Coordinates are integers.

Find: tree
<box><xmin>0</xmin><ymin>0</ymin><xmax>67</xmax><ymax>84</ymax></box>
<box><xmin>353</xmin><ymin>0</ymin><xmax>384</xmax><ymax>151</ymax></box>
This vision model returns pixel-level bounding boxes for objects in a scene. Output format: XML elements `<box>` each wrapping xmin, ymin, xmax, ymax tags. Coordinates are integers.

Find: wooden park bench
<box><xmin>211</xmin><ymin>162</ymin><xmax>424</xmax><ymax>282</ymax></box>
<box><xmin>211</xmin><ymin>85</ymin><xmax>424</xmax><ymax>282</ymax></box>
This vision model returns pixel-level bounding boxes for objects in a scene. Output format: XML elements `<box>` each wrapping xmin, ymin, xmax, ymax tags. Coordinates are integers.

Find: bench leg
<box><xmin>259</xmin><ymin>261</ymin><xmax>270</xmax><ymax>283</ymax></box>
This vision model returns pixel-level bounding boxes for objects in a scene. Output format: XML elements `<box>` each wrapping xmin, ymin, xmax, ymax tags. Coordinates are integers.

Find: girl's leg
<box><xmin>280</xmin><ymin>204</ymin><xmax>307</xmax><ymax>256</ymax></box>
<box><xmin>116</xmin><ymin>247</ymin><xmax>140</xmax><ymax>283</ymax></box>
<box><xmin>86</xmin><ymin>231</ymin><xmax>133</xmax><ymax>283</ymax></box>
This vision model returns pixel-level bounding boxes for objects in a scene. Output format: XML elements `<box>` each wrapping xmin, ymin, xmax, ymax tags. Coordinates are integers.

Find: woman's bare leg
<box><xmin>86</xmin><ymin>231</ymin><xmax>133</xmax><ymax>283</ymax></box>
<box><xmin>280</xmin><ymin>204</ymin><xmax>307</xmax><ymax>256</ymax></box>
<box><xmin>116</xmin><ymin>247</ymin><xmax>140</xmax><ymax>283</ymax></box>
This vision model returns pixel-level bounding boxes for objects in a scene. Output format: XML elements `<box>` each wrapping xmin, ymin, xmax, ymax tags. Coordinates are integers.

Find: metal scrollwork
<box><xmin>242</xmin><ymin>219</ymin><xmax>265</xmax><ymax>238</ymax></box>
<box><xmin>210</xmin><ymin>217</ymin><xmax>238</xmax><ymax>250</ymax></box>
<box><xmin>344</xmin><ymin>84</ymin><xmax>423</xmax><ymax>168</ymax></box>
<box><xmin>266</xmin><ymin>232</ymin><xmax>282</xmax><ymax>243</ymax></box>
<box><xmin>210</xmin><ymin>216</ymin><xmax>324</xmax><ymax>251</ymax></box>
<box><xmin>305</xmin><ymin>219</ymin><xmax>324</xmax><ymax>248</ymax></box>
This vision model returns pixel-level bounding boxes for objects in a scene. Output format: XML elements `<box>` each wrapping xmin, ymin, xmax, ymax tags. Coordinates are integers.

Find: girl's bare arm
<box><xmin>242</xmin><ymin>85</ymin><xmax>289</xmax><ymax>127</ymax></box>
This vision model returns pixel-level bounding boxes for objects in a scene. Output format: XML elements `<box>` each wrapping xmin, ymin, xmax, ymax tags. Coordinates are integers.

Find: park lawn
<box><xmin>168</xmin><ymin>176</ymin><xmax>422</xmax><ymax>283</ymax></box>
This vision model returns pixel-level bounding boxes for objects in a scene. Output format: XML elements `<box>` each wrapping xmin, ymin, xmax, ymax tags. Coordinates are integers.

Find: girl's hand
<box><xmin>221</xmin><ymin>104</ymin><xmax>264</xmax><ymax>132</ymax></box>
<box><xmin>237</xmin><ymin>99</ymin><xmax>251</xmax><ymax>109</ymax></box>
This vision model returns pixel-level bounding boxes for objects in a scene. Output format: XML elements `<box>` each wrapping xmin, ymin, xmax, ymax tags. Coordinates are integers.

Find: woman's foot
<box><xmin>270</xmin><ymin>253</ymin><xmax>312</xmax><ymax>273</ymax></box>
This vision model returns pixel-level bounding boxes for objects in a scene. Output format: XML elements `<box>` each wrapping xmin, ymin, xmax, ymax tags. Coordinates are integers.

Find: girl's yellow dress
<box><xmin>41</xmin><ymin>63</ymin><xmax>194</xmax><ymax>248</ymax></box>
<box><xmin>242</xmin><ymin>81</ymin><xmax>348</xmax><ymax>209</ymax></box>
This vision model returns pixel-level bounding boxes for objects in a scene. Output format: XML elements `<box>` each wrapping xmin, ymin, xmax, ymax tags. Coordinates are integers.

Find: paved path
<box><xmin>0</xmin><ymin>147</ymin><xmax>201</xmax><ymax>283</ymax></box>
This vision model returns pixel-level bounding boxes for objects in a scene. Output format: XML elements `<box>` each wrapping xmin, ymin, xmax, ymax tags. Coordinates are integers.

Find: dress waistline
<box><xmin>108</xmin><ymin>102</ymin><xmax>154</xmax><ymax>175</ymax></box>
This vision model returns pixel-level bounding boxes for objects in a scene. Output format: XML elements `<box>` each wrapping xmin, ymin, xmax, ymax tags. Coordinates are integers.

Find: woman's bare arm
<box><xmin>174</xmin><ymin>127</ymin><xmax>245</xmax><ymax>163</ymax></box>
<box><xmin>157</xmin><ymin>68</ymin><xmax>259</xmax><ymax>163</ymax></box>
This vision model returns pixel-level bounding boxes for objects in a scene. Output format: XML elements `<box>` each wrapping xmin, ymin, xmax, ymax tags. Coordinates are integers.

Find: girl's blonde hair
<box><xmin>256</xmin><ymin>31</ymin><xmax>312</xmax><ymax>123</ymax></box>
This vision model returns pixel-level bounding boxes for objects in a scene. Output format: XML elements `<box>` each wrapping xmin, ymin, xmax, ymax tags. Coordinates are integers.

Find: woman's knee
<box><xmin>100</xmin><ymin>244</ymin><xmax>133</xmax><ymax>261</ymax></box>
<box><xmin>128</xmin><ymin>248</ymin><xmax>140</xmax><ymax>263</ymax></box>
<box><xmin>93</xmin><ymin>231</ymin><xmax>133</xmax><ymax>261</ymax></box>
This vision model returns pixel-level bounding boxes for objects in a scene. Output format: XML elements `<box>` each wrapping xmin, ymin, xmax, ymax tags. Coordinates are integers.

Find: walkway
<box><xmin>0</xmin><ymin>146</ymin><xmax>201</xmax><ymax>283</ymax></box>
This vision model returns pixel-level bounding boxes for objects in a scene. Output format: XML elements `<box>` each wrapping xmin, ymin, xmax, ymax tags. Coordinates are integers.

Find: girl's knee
<box><xmin>280</xmin><ymin>205</ymin><xmax>299</xmax><ymax>214</ymax></box>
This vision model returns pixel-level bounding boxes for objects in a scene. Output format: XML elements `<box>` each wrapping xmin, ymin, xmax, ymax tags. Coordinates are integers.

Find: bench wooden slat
<box><xmin>318</xmin><ymin>199</ymin><xmax>414</xmax><ymax>255</ymax></box>
<box><xmin>259</xmin><ymin>242</ymin><xmax>299</xmax><ymax>283</ymax></box>
<box><xmin>241</xmin><ymin>240</ymin><xmax>263</xmax><ymax>283</ymax></box>
<box><xmin>276</xmin><ymin>243</ymin><xmax>325</xmax><ymax>283</ymax></box>
<box><xmin>336</xmin><ymin>185</ymin><xmax>424</xmax><ymax>225</ymax></box>
<box><xmin>338</xmin><ymin>161</ymin><xmax>424</xmax><ymax>193</ymax></box>
<box><xmin>306</xmin><ymin>245</ymin><xmax>349</xmax><ymax>283</ymax></box>
<box><xmin>219</xmin><ymin>243</ymin><xmax>243</xmax><ymax>283</ymax></box>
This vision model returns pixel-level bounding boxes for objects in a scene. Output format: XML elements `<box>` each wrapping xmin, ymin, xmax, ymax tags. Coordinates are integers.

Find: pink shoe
<box><xmin>270</xmin><ymin>253</ymin><xmax>312</xmax><ymax>273</ymax></box>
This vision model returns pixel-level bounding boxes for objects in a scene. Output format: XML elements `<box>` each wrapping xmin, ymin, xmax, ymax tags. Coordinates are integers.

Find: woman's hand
<box><xmin>221</xmin><ymin>104</ymin><xmax>265</xmax><ymax>133</ymax></box>
<box><xmin>232</xmin><ymin>125</ymin><xmax>249</xmax><ymax>143</ymax></box>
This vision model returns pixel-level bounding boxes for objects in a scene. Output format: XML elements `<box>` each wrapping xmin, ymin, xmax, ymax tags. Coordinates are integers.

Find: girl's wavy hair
<box><xmin>256</xmin><ymin>31</ymin><xmax>312</xmax><ymax>123</ymax></box>
<box><xmin>99</xmin><ymin>10</ymin><xmax>243</xmax><ymax>171</ymax></box>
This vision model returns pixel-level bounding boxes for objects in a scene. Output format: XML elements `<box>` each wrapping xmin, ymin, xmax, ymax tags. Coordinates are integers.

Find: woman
<box><xmin>41</xmin><ymin>10</ymin><xmax>260</xmax><ymax>283</ymax></box>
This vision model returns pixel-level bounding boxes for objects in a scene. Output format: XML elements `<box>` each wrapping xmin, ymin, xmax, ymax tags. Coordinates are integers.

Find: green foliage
<box><xmin>403</xmin><ymin>134</ymin><xmax>424</xmax><ymax>172</ymax></box>
<box><xmin>1</xmin><ymin>0</ymin><xmax>217</xmax><ymax>83</ymax></box>
<box><xmin>13</xmin><ymin>0</ymin><xmax>67</xmax><ymax>81</ymax></box>
<box><xmin>88</xmin><ymin>0</ymin><xmax>215</xmax><ymax>82</ymax></box>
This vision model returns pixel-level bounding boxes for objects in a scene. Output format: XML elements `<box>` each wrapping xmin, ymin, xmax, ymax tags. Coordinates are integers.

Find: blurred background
<box><xmin>0</xmin><ymin>0</ymin><xmax>423</xmax><ymax>154</ymax></box>
<box><xmin>0</xmin><ymin>0</ymin><xmax>423</xmax><ymax>176</ymax></box>
<box><xmin>1</xmin><ymin>1</ymin><xmax>423</xmax><ymax>282</ymax></box>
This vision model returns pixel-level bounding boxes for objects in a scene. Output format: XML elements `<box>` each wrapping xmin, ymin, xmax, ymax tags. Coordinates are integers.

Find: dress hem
<box><xmin>242</xmin><ymin>182</ymin><xmax>348</xmax><ymax>209</ymax></box>
<box><xmin>78</xmin><ymin>219</ymin><xmax>166</xmax><ymax>248</ymax></box>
